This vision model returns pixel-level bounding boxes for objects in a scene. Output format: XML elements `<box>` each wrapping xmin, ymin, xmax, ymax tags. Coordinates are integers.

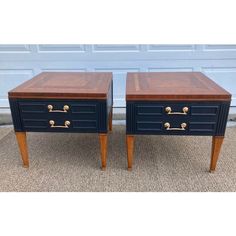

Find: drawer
<box><xmin>135</xmin><ymin>102</ymin><xmax>220</xmax><ymax>118</ymax></box>
<box><xmin>18</xmin><ymin>100</ymin><xmax>99</xmax><ymax>132</ymax></box>
<box><xmin>19</xmin><ymin>100</ymin><xmax>98</xmax><ymax>122</ymax></box>
<box><xmin>19</xmin><ymin>100</ymin><xmax>97</xmax><ymax>115</ymax></box>
<box><xmin>136</xmin><ymin>120</ymin><xmax>217</xmax><ymax>135</ymax></box>
<box><xmin>133</xmin><ymin>101</ymin><xmax>221</xmax><ymax>135</ymax></box>
<box><xmin>22</xmin><ymin>117</ymin><xmax>98</xmax><ymax>132</ymax></box>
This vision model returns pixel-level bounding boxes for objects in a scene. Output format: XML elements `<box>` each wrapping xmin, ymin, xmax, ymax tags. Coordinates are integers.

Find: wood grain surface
<box><xmin>126</xmin><ymin>72</ymin><xmax>231</xmax><ymax>101</ymax></box>
<box><xmin>9</xmin><ymin>72</ymin><xmax>113</xmax><ymax>100</ymax></box>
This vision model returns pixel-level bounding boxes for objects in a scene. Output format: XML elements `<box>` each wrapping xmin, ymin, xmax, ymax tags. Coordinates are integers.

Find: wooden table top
<box><xmin>126</xmin><ymin>72</ymin><xmax>231</xmax><ymax>101</ymax></box>
<box><xmin>9</xmin><ymin>72</ymin><xmax>113</xmax><ymax>99</ymax></box>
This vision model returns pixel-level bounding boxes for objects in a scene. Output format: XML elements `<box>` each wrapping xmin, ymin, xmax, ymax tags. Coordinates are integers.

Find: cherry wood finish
<box><xmin>99</xmin><ymin>134</ymin><xmax>108</xmax><ymax>170</ymax></box>
<box><xmin>15</xmin><ymin>132</ymin><xmax>29</xmax><ymax>167</ymax></box>
<box><xmin>126</xmin><ymin>72</ymin><xmax>231</xmax><ymax>101</ymax></box>
<box><xmin>9</xmin><ymin>72</ymin><xmax>113</xmax><ymax>169</ymax></box>
<box><xmin>126</xmin><ymin>72</ymin><xmax>231</xmax><ymax>171</ymax></box>
<box><xmin>210</xmin><ymin>136</ymin><xmax>224</xmax><ymax>172</ymax></box>
<box><xmin>9</xmin><ymin>72</ymin><xmax>112</xmax><ymax>99</ymax></box>
<box><xmin>126</xmin><ymin>135</ymin><xmax>134</xmax><ymax>171</ymax></box>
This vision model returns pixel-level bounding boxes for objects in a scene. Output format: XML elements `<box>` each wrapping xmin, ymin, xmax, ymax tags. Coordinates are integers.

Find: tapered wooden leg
<box><xmin>15</xmin><ymin>132</ymin><xmax>29</xmax><ymax>168</ymax></box>
<box><xmin>99</xmin><ymin>134</ymin><xmax>107</xmax><ymax>171</ymax></box>
<box><xmin>108</xmin><ymin>109</ymin><xmax>113</xmax><ymax>131</ymax></box>
<box><xmin>210</xmin><ymin>136</ymin><xmax>224</xmax><ymax>172</ymax></box>
<box><xmin>126</xmin><ymin>135</ymin><xmax>134</xmax><ymax>171</ymax></box>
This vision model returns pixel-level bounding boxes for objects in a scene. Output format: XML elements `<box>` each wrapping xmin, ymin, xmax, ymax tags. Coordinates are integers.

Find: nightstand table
<box><xmin>126</xmin><ymin>72</ymin><xmax>231</xmax><ymax>172</ymax></box>
<box><xmin>9</xmin><ymin>72</ymin><xmax>113</xmax><ymax>170</ymax></box>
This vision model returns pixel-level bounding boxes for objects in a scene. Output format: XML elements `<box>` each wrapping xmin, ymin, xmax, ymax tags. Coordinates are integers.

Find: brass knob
<box><xmin>182</xmin><ymin>107</ymin><xmax>189</xmax><ymax>113</ymax></box>
<box><xmin>165</xmin><ymin>107</ymin><xmax>172</xmax><ymax>113</ymax></box>
<box><xmin>49</xmin><ymin>120</ymin><xmax>55</xmax><ymax>125</ymax></box>
<box><xmin>48</xmin><ymin>104</ymin><xmax>53</xmax><ymax>111</ymax></box>
<box><xmin>63</xmin><ymin>105</ymin><xmax>70</xmax><ymax>111</ymax></box>
<box><xmin>65</xmin><ymin>120</ymin><xmax>70</xmax><ymax>126</ymax></box>
<box><xmin>164</xmin><ymin>122</ymin><xmax>170</xmax><ymax>129</ymax></box>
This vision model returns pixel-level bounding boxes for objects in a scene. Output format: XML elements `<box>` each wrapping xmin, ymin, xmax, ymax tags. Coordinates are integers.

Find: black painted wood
<box><xmin>126</xmin><ymin>102</ymin><xmax>135</xmax><ymax>134</ymax></box>
<box><xmin>126</xmin><ymin>101</ymin><xmax>230</xmax><ymax>136</ymax></box>
<box><xmin>9</xmin><ymin>99</ymin><xmax>23</xmax><ymax>132</ymax></box>
<box><xmin>9</xmin><ymin>97</ymin><xmax>112</xmax><ymax>134</ymax></box>
<box><xmin>98</xmin><ymin>100</ymin><xmax>108</xmax><ymax>133</ymax></box>
<box><xmin>215</xmin><ymin>102</ymin><xmax>231</xmax><ymax>136</ymax></box>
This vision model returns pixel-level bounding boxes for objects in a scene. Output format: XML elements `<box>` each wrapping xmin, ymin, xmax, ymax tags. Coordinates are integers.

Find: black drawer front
<box><xmin>19</xmin><ymin>101</ymin><xmax>97</xmax><ymax>116</ymax></box>
<box><xmin>135</xmin><ymin>103</ymin><xmax>220</xmax><ymax>118</ymax></box>
<box><xmin>127</xmin><ymin>101</ymin><xmax>230</xmax><ymax>136</ymax></box>
<box><xmin>136</xmin><ymin>121</ymin><xmax>216</xmax><ymax>135</ymax></box>
<box><xmin>136</xmin><ymin>105</ymin><xmax>163</xmax><ymax>116</ymax></box>
<box><xmin>22</xmin><ymin>118</ymin><xmax>98</xmax><ymax>132</ymax></box>
<box><xmin>18</xmin><ymin>100</ymin><xmax>99</xmax><ymax>132</ymax></box>
<box><xmin>191</xmin><ymin>106</ymin><xmax>219</xmax><ymax>116</ymax></box>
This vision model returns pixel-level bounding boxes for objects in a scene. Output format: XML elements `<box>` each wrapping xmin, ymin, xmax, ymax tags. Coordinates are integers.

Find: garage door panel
<box><xmin>0</xmin><ymin>44</ymin><xmax>236</xmax><ymax>109</ymax></box>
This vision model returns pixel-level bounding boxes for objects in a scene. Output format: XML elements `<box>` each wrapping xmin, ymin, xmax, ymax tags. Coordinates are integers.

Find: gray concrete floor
<box><xmin>1</xmin><ymin>124</ymin><xmax>236</xmax><ymax>191</ymax></box>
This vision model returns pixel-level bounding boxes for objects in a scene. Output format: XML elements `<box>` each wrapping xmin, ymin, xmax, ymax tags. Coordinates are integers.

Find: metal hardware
<box><xmin>47</xmin><ymin>104</ymin><xmax>70</xmax><ymax>113</ymax></box>
<box><xmin>49</xmin><ymin>120</ymin><xmax>71</xmax><ymax>128</ymax></box>
<box><xmin>164</xmin><ymin>122</ymin><xmax>187</xmax><ymax>131</ymax></box>
<box><xmin>165</xmin><ymin>106</ymin><xmax>189</xmax><ymax>115</ymax></box>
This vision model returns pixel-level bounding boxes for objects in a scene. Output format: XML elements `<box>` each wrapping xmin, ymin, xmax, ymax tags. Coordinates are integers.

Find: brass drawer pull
<box><xmin>164</xmin><ymin>122</ymin><xmax>187</xmax><ymax>131</ymax></box>
<box><xmin>49</xmin><ymin>120</ymin><xmax>71</xmax><ymax>128</ymax></box>
<box><xmin>47</xmin><ymin>104</ymin><xmax>70</xmax><ymax>113</ymax></box>
<box><xmin>165</xmin><ymin>106</ymin><xmax>189</xmax><ymax>115</ymax></box>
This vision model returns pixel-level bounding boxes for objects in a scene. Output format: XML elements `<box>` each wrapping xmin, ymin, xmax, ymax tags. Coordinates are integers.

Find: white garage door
<box><xmin>0</xmin><ymin>44</ymin><xmax>236</xmax><ymax>109</ymax></box>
